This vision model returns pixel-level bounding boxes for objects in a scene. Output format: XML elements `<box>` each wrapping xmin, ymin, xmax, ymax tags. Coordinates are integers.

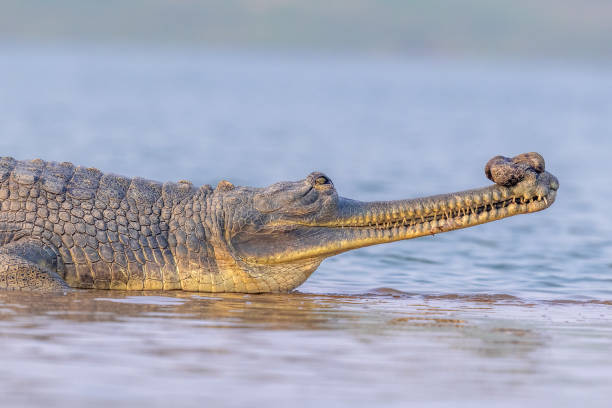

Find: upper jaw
<box><xmin>308</xmin><ymin>169</ymin><xmax>559</xmax><ymax>230</ymax></box>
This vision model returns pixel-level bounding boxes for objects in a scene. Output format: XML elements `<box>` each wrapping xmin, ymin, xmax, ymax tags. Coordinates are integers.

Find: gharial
<box><xmin>0</xmin><ymin>152</ymin><xmax>558</xmax><ymax>292</ymax></box>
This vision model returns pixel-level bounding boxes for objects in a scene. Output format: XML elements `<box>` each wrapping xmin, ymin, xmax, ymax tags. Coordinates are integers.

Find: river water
<box><xmin>0</xmin><ymin>46</ymin><xmax>611</xmax><ymax>407</ymax></box>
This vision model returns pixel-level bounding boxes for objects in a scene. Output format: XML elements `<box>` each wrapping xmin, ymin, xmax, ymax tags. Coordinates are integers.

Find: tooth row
<box><xmin>342</xmin><ymin>192</ymin><xmax>550</xmax><ymax>231</ymax></box>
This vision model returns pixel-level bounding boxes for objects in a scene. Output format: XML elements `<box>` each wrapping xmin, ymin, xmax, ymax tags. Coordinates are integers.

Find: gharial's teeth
<box><xmin>391</xmin><ymin>206</ymin><xmax>399</xmax><ymax>218</ymax></box>
<box><xmin>341</xmin><ymin>191</ymin><xmax>549</xmax><ymax>232</ymax></box>
<box><xmin>414</xmin><ymin>202</ymin><xmax>423</xmax><ymax>216</ymax></box>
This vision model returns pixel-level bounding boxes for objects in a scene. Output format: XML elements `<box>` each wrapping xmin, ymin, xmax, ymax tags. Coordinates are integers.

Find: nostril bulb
<box><xmin>512</xmin><ymin>152</ymin><xmax>545</xmax><ymax>173</ymax></box>
<box><xmin>485</xmin><ymin>156</ymin><xmax>525</xmax><ymax>187</ymax></box>
<box><xmin>485</xmin><ymin>156</ymin><xmax>505</xmax><ymax>181</ymax></box>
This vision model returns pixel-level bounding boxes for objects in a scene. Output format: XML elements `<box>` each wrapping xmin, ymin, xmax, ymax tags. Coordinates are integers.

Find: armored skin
<box><xmin>0</xmin><ymin>153</ymin><xmax>558</xmax><ymax>293</ymax></box>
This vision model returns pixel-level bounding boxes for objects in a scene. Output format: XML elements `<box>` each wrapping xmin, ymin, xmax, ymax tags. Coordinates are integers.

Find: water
<box><xmin>0</xmin><ymin>45</ymin><xmax>611</xmax><ymax>406</ymax></box>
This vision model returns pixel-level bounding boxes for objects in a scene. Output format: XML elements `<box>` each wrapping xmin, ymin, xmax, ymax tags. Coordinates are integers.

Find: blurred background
<box><xmin>1</xmin><ymin>3</ymin><xmax>612</xmax><ymax>408</ymax></box>
<box><xmin>2</xmin><ymin>0</ymin><xmax>612</xmax><ymax>59</ymax></box>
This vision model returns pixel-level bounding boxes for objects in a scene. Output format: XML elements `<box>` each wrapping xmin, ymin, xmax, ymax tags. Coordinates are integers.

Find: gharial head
<box><xmin>203</xmin><ymin>152</ymin><xmax>559</xmax><ymax>293</ymax></box>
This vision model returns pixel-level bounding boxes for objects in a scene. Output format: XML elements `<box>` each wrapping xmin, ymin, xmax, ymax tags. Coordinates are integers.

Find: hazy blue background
<box><xmin>2</xmin><ymin>0</ymin><xmax>612</xmax><ymax>60</ymax></box>
<box><xmin>1</xmin><ymin>3</ymin><xmax>611</xmax><ymax>408</ymax></box>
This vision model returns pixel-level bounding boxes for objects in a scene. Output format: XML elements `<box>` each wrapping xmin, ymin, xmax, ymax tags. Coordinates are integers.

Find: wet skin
<box><xmin>0</xmin><ymin>152</ymin><xmax>558</xmax><ymax>292</ymax></box>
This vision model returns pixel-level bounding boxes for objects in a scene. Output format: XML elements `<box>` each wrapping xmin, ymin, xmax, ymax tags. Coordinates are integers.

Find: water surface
<box><xmin>0</xmin><ymin>46</ymin><xmax>611</xmax><ymax>406</ymax></box>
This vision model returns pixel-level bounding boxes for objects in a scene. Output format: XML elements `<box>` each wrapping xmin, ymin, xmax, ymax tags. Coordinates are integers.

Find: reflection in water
<box><xmin>0</xmin><ymin>290</ymin><xmax>611</xmax><ymax>407</ymax></box>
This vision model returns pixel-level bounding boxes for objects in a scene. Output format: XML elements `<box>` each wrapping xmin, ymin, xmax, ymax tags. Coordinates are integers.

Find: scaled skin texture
<box><xmin>0</xmin><ymin>153</ymin><xmax>558</xmax><ymax>293</ymax></box>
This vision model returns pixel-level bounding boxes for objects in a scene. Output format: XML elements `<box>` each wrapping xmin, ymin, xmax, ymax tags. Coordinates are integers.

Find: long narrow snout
<box><xmin>330</xmin><ymin>168</ymin><xmax>557</xmax><ymax>241</ymax></box>
<box><xmin>257</xmin><ymin>153</ymin><xmax>558</xmax><ymax>264</ymax></box>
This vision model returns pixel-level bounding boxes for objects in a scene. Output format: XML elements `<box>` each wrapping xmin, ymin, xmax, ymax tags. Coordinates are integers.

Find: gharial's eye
<box><xmin>315</xmin><ymin>176</ymin><xmax>331</xmax><ymax>185</ymax></box>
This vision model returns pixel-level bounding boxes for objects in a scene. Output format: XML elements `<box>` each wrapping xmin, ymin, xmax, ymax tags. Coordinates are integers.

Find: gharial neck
<box><xmin>167</xmin><ymin>188</ymin><xmax>269</xmax><ymax>292</ymax></box>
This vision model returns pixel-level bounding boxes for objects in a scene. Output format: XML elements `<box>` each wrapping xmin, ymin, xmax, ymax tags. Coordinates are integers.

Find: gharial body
<box><xmin>0</xmin><ymin>153</ymin><xmax>558</xmax><ymax>293</ymax></box>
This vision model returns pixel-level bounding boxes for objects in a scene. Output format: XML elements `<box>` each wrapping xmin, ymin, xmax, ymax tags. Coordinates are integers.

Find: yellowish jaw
<box><xmin>256</xmin><ymin>170</ymin><xmax>558</xmax><ymax>264</ymax></box>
